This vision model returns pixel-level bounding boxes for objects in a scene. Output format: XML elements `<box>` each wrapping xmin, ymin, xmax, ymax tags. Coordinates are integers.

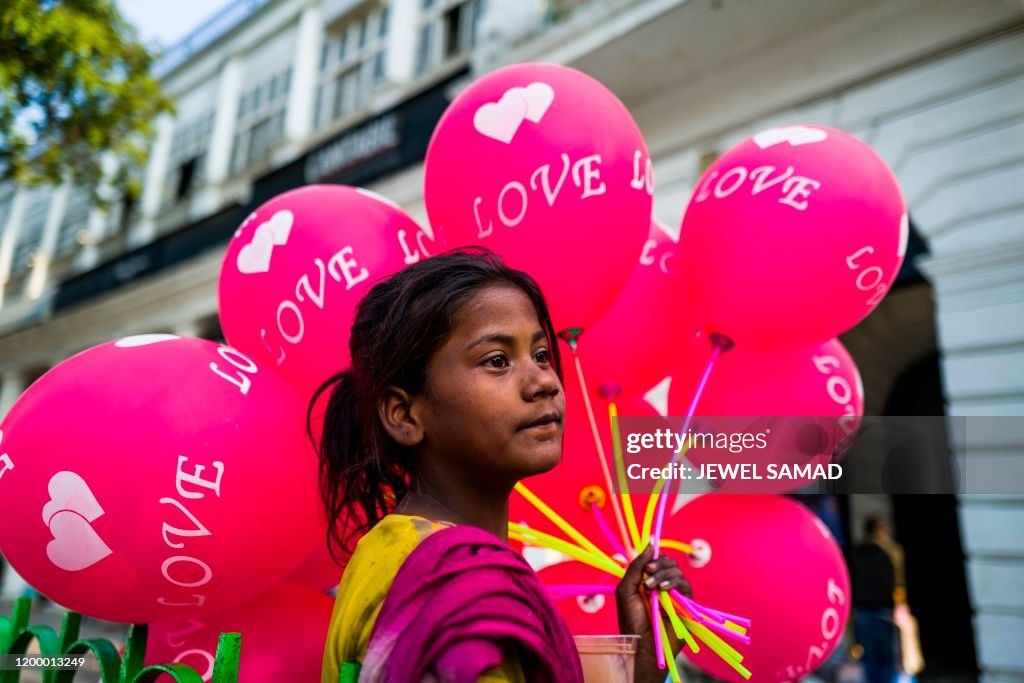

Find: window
<box><xmin>415</xmin><ymin>0</ymin><xmax>486</xmax><ymax>77</ymax></box>
<box><xmin>231</xmin><ymin>67</ymin><xmax>292</xmax><ymax>173</ymax></box>
<box><xmin>56</xmin><ymin>185</ymin><xmax>92</xmax><ymax>257</ymax></box>
<box><xmin>164</xmin><ymin>110</ymin><xmax>214</xmax><ymax>206</ymax></box>
<box><xmin>315</xmin><ymin>4</ymin><xmax>391</xmax><ymax>131</ymax></box>
<box><xmin>10</xmin><ymin>188</ymin><xmax>50</xmax><ymax>281</ymax></box>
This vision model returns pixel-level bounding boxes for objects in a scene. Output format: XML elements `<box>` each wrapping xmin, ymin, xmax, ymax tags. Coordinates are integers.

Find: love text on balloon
<box><xmin>259</xmin><ymin>247</ymin><xmax>371</xmax><ymax>362</ymax></box>
<box><xmin>0</xmin><ymin>430</ymin><xmax>12</xmax><ymax>482</ymax></box>
<box><xmin>156</xmin><ymin>454</ymin><xmax>226</xmax><ymax>609</ymax></box>
<box><xmin>694</xmin><ymin>165</ymin><xmax>822</xmax><ymax>211</ymax></box>
<box><xmin>473</xmin><ymin>152</ymin><xmax>608</xmax><ymax>238</ymax></box>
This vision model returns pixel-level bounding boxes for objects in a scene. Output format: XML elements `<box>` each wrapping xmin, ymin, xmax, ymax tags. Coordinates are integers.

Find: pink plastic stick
<box><xmin>546</xmin><ymin>584</ymin><xmax>616</xmax><ymax>596</ymax></box>
<box><xmin>689</xmin><ymin>611</ymin><xmax>752</xmax><ymax>645</ymax></box>
<box><xmin>591</xmin><ymin>503</ymin><xmax>629</xmax><ymax>559</ymax></box>
<box><xmin>652</xmin><ymin>339</ymin><xmax>725</xmax><ymax>558</ymax></box>
<box><xmin>671</xmin><ymin>590</ymin><xmax>752</xmax><ymax>628</ymax></box>
<box><xmin>651</xmin><ymin>591</ymin><xmax>666</xmax><ymax>669</ymax></box>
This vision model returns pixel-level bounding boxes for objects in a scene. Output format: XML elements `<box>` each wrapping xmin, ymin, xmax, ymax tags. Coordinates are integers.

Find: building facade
<box><xmin>1</xmin><ymin>0</ymin><xmax>1022</xmax><ymax>680</ymax></box>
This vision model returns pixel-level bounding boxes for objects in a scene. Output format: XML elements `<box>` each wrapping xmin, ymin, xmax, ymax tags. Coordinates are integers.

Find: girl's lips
<box><xmin>520</xmin><ymin>419</ymin><xmax>562</xmax><ymax>437</ymax></box>
<box><xmin>518</xmin><ymin>412</ymin><xmax>563</xmax><ymax>430</ymax></box>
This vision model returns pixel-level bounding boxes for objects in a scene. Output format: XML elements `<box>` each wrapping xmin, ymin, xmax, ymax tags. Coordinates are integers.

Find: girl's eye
<box><xmin>485</xmin><ymin>354</ymin><xmax>510</xmax><ymax>369</ymax></box>
<box><xmin>534</xmin><ymin>349</ymin><xmax>550</xmax><ymax>364</ymax></box>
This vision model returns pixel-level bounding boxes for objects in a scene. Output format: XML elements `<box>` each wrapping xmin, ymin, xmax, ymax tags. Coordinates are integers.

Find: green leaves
<box><xmin>0</xmin><ymin>0</ymin><xmax>174</xmax><ymax>202</ymax></box>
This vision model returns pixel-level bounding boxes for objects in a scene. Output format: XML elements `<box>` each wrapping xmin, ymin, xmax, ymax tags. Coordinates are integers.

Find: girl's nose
<box><xmin>524</xmin><ymin>363</ymin><xmax>561</xmax><ymax>400</ymax></box>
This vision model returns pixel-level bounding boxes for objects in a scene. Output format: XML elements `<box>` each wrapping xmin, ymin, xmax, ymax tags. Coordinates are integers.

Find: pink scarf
<box><xmin>361</xmin><ymin>525</ymin><xmax>584</xmax><ymax>683</ymax></box>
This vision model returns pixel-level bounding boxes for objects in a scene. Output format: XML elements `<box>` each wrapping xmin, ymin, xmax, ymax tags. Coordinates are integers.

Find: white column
<box><xmin>25</xmin><ymin>183</ymin><xmax>69</xmax><ymax>301</ymax></box>
<box><xmin>0</xmin><ymin>368</ymin><xmax>27</xmax><ymax>421</ymax></box>
<box><xmin>920</xmin><ymin>241</ymin><xmax>1024</xmax><ymax>683</ymax></box>
<box><xmin>0</xmin><ymin>190</ymin><xmax>28</xmax><ymax>310</ymax></box>
<box><xmin>132</xmin><ymin>112</ymin><xmax>175</xmax><ymax>247</ymax></box>
<box><xmin>387</xmin><ymin>0</ymin><xmax>420</xmax><ymax>83</ymax></box>
<box><xmin>205</xmin><ymin>57</ymin><xmax>244</xmax><ymax>186</ymax></box>
<box><xmin>285</xmin><ymin>2</ymin><xmax>322</xmax><ymax>143</ymax></box>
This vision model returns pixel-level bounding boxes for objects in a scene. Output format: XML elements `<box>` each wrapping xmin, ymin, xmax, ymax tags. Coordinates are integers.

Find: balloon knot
<box><xmin>579</xmin><ymin>485</ymin><xmax>607</xmax><ymax>510</ymax></box>
<box><xmin>598</xmin><ymin>383</ymin><xmax>623</xmax><ymax>401</ymax></box>
<box><xmin>558</xmin><ymin>327</ymin><xmax>584</xmax><ymax>351</ymax></box>
<box><xmin>709</xmin><ymin>332</ymin><xmax>735</xmax><ymax>352</ymax></box>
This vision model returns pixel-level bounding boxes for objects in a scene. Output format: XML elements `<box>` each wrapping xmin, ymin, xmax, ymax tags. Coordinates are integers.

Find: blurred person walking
<box><xmin>850</xmin><ymin>516</ymin><xmax>902</xmax><ymax>683</ymax></box>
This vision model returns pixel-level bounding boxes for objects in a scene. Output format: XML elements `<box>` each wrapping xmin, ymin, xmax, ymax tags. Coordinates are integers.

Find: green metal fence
<box><xmin>0</xmin><ymin>599</ymin><xmax>240</xmax><ymax>682</ymax></box>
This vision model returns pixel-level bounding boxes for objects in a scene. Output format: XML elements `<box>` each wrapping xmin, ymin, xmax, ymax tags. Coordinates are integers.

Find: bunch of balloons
<box><xmin>0</xmin><ymin>58</ymin><xmax>906</xmax><ymax>683</ymax></box>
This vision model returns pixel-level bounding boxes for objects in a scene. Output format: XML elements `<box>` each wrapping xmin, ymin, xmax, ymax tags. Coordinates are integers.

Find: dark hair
<box><xmin>309</xmin><ymin>246</ymin><xmax>563</xmax><ymax>562</ymax></box>
<box><xmin>864</xmin><ymin>515</ymin><xmax>887</xmax><ymax>536</ymax></box>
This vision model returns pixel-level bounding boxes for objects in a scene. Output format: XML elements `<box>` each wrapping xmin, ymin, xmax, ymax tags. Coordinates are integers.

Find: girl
<box><xmin>317</xmin><ymin>247</ymin><xmax>690</xmax><ymax>683</ymax></box>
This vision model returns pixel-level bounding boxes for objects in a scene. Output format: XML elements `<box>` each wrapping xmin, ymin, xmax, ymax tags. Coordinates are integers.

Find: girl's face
<box><xmin>414</xmin><ymin>284</ymin><xmax>565</xmax><ymax>485</ymax></box>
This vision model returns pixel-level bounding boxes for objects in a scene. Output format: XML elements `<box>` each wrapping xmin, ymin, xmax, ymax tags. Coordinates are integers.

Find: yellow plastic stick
<box><xmin>641</xmin><ymin>479</ymin><xmax>666</xmax><ymax>547</ymax></box>
<box><xmin>513</xmin><ymin>482</ymin><xmax>618</xmax><ymax>567</ymax></box>
<box><xmin>660</xmin><ymin>591</ymin><xmax>698</xmax><ymax>653</ymax></box>
<box><xmin>684</xmin><ymin>619</ymin><xmax>751</xmax><ymax>679</ymax></box>
<box><xmin>659</xmin><ymin>538</ymin><xmax>694</xmax><ymax>555</ymax></box>
<box><xmin>509</xmin><ymin>526</ymin><xmax>622</xmax><ymax>576</ymax></box>
<box><xmin>510</xmin><ymin>533</ymin><xmax>620</xmax><ymax>577</ymax></box>
<box><xmin>608</xmin><ymin>401</ymin><xmax>643</xmax><ymax>551</ymax></box>
<box><xmin>660</xmin><ymin>626</ymin><xmax>682</xmax><ymax>683</ymax></box>
<box><xmin>509</xmin><ymin>526</ymin><xmax>623</xmax><ymax>577</ymax></box>
<box><xmin>723</xmin><ymin>621</ymin><xmax>748</xmax><ymax>636</ymax></box>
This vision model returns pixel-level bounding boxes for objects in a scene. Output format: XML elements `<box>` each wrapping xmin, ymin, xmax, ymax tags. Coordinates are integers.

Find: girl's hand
<box><xmin>615</xmin><ymin>544</ymin><xmax>693</xmax><ymax>683</ymax></box>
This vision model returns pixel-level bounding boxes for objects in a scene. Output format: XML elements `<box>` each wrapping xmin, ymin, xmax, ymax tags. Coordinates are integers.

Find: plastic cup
<box><xmin>573</xmin><ymin>634</ymin><xmax>640</xmax><ymax>683</ymax></box>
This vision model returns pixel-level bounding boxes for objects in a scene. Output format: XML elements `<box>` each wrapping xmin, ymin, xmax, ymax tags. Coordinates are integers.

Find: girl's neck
<box><xmin>395</xmin><ymin>475</ymin><xmax>511</xmax><ymax>543</ymax></box>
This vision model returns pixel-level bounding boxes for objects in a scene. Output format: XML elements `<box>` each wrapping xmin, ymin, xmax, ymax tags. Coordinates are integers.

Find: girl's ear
<box><xmin>378</xmin><ymin>386</ymin><xmax>424</xmax><ymax>447</ymax></box>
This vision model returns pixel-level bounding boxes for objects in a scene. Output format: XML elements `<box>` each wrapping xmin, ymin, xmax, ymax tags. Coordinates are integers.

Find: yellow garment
<box><xmin>321</xmin><ymin>513</ymin><xmax>526</xmax><ymax>683</ymax></box>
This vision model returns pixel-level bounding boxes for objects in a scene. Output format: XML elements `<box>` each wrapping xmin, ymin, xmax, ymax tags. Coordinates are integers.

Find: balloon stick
<box><xmin>559</xmin><ymin>328</ymin><xmax>634</xmax><ymax>556</ymax></box>
<box><xmin>590</xmin><ymin>504</ymin><xmax>628</xmax><ymax>559</ymax></box>
<box><xmin>607</xmin><ymin>398</ymin><xmax>643</xmax><ymax>550</ymax></box>
<box><xmin>652</xmin><ymin>334</ymin><xmax>733</xmax><ymax>557</ymax></box>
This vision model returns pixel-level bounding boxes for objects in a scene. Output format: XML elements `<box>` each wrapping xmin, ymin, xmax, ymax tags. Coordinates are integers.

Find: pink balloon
<box><xmin>425</xmin><ymin>63</ymin><xmax>653</xmax><ymax>331</ymax></box>
<box><xmin>668</xmin><ymin>339</ymin><xmax>863</xmax><ymax>493</ymax></box>
<box><xmin>678</xmin><ymin>125</ymin><xmax>907</xmax><ymax>349</ymax></box>
<box><xmin>286</xmin><ymin>544</ymin><xmax>343</xmax><ymax>592</ymax></box>
<box><xmin>668</xmin><ymin>494</ymin><xmax>850</xmax><ymax>682</ymax></box>
<box><xmin>511</xmin><ymin>352</ymin><xmax>667</xmax><ymax>556</ymax></box>
<box><xmin>0</xmin><ymin>336</ymin><xmax>322</xmax><ymax>623</ymax></box>
<box><xmin>146</xmin><ymin>582</ymin><xmax>333</xmax><ymax>682</ymax></box>
<box><xmin>535</xmin><ymin>561</ymin><xmax>619</xmax><ymax>636</ymax></box>
<box><xmin>578</xmin><ymin>219</ymin><xmax>700</xmax><ymax>398</ymax></box>
<box><xmin>218</xmin><ymin>185</ymin><xmax>431</xmax><ymax>398</ymax></box>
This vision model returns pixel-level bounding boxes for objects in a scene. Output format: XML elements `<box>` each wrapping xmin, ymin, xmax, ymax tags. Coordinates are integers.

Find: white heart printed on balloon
<box><xmin>473</xmin><ymin>93</ymin><xmax>528</xmax><ymax>144</ymax></box>
<box><xmin>355</xmin><ymin>187</ymin><xmax>403</xmax><ymax>211</ymax></box>
<box><xmin>752</xmin><ymin>125</ymin><xmax>829</xmax><ymax>149</ymax></box>
<box><xmin>115</xmin><ymin>334</ymin><xmax>182</xmax><ymax>348</ymax></box>
<box><xmin>505</xmin><ymin>82</ymin><xmax>555</xmax><ymax>123</ymax></box>
<box><xmin>46</xmin><ymin>509</ymin><xmax>113</xmax><ymax>572</ymax></box>
<box><xmin>42</xmin><ymin>471</ymin><xmax>105</xmax><ymax>526</ymax></box>
<box><xmin>258</xmin><ymin>210</ymin><xmax>294</xmax><ymax>246</ymax></box>
<box><xmin>236</xmin><ymin>227</ymin><xmax>276</xmax><ymax>275</ymax></box>
<box><xmin>233</xmin><ymin>211</ymin><xmax>259</xmax><ymax>238</ymax></box>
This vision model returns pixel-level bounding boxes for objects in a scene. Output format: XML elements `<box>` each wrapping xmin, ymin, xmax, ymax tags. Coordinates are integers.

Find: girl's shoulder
<box><xmin>364</xmin><ymin>513</ymin><xmax>455</xmax><ymax>548</ymax></box>
<box><xmin>321</xmin><ymin>514</ymin><xmax>455</xmax><ymax>683</ymax></box>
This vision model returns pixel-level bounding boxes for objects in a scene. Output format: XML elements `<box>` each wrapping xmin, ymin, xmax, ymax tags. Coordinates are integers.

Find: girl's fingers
<box><xmin>643</xmin><ymin>568</ymin><xmax>684</xmax><ymax>589</ymax></box>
